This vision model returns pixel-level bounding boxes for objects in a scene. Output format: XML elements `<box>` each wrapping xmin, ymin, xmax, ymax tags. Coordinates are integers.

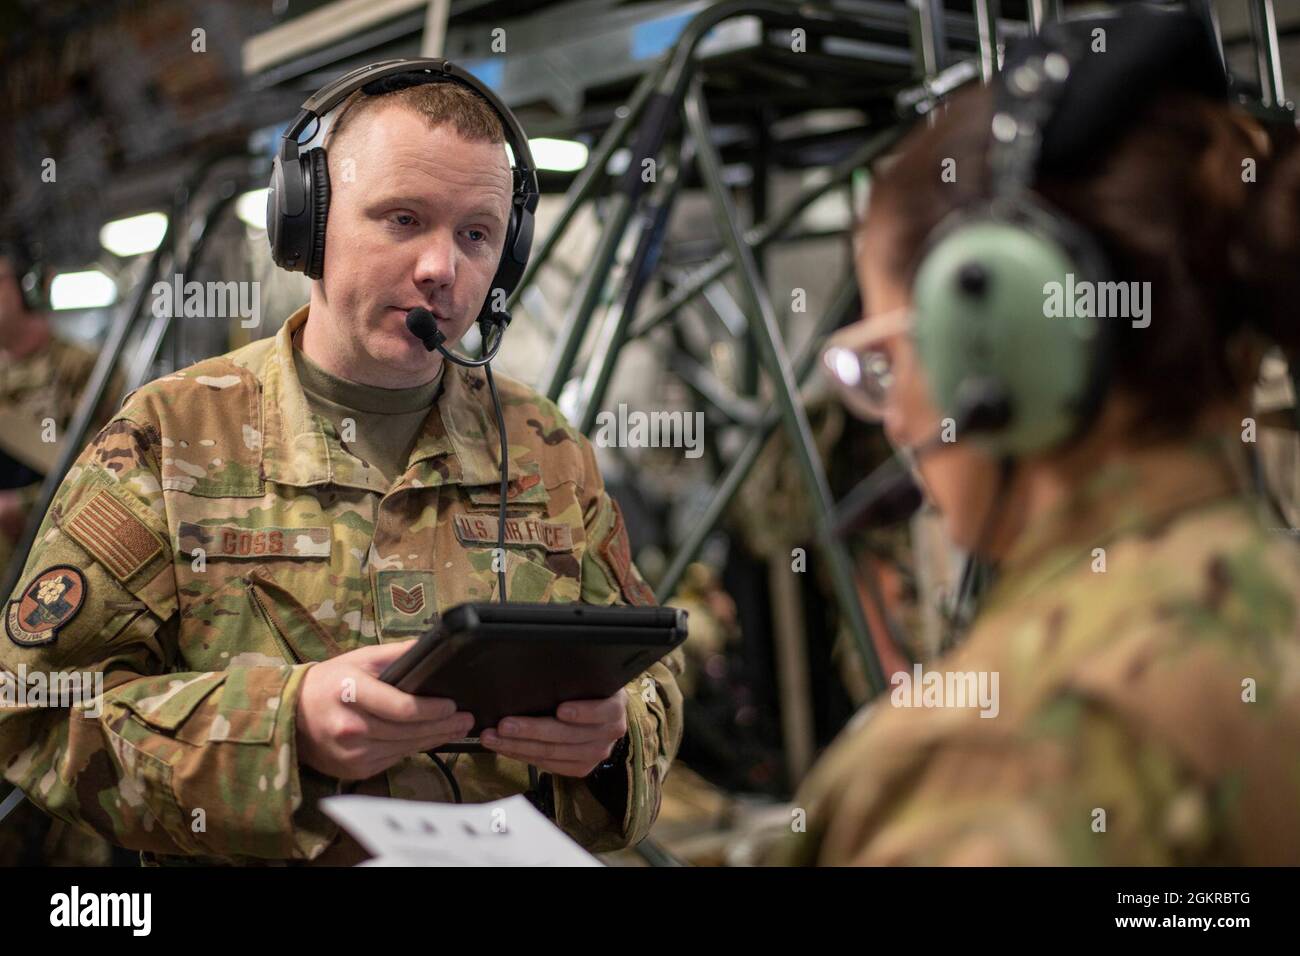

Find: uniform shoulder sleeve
<box><xmin>1</xmin><ymin>410</ymin><xmax>328</xmax><ymax>860</ymax></box>
<box><xmin>791</xmin><ymin>692</ymin><xmax>1215</xmax><ymax>865</ymax></box>
<box><xmin>10</xmin><ymin>413</ymin><xmax>176</xmax><ymax>649</ymax></box>
<box><xmin>551</xmin><ymin>432</ymin><xmax>685</xmax><ymax>851</ymax></box>
<box><xmin>575</xmin><ymin>435</ymin><xmax>657</xmax><ymax>607</ymax></box>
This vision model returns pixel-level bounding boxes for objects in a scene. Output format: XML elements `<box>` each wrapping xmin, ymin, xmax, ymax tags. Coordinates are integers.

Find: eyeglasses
<box><xmin>820</xmin><ymin>307</ymin><xmax>914</xmax><ymax>422</ymax></box>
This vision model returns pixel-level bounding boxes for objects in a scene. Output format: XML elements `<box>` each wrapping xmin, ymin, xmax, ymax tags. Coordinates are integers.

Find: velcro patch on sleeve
<box><xmin>374</xmin><ymin>569</ymin><xmax>438</xmax><ymax>637</ymax></box>
<box><xmin>64</xmin><ymin>490</ymin><xmax>164</xmax><ymax>583</ymax></box>
<box><xmin>453</xmin><ymin>514</ymin><xmax>574</xmax><ymax>552</ymax></box>
<box><xmin>176</xmin><ymin>523</ymin><xmax>331</xmax><ymax>559</ymax></box>
<box><xmin>6</xmin><ymin>565</ymin><xmax>86</xmax><ymax>647</ymax></box>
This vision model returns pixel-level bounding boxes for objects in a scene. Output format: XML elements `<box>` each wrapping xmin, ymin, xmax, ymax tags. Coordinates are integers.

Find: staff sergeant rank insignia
<box><xmin>6</xmin><ymin>566</ymin><xmax>87</xmax><ymax>647</ymax></box>
<box><xmin>390</xmin><ymin>582</ymin><xmax>426</xmax><ymax>615</ymax></box>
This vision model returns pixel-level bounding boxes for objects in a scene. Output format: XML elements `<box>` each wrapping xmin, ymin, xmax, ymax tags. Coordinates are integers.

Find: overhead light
<box><xmin>530</xmin><ymin>137</ymin><xmax>589</xmax><ymax>173</ymax></box>
<box><xmin>49</xmin><ymin>270</ymin><xmax>117</xmax><ymax>311</ymax></box>
<box><xmin>99</xmin><ymin>211</ymin><xmax>168</xmax><ymax>257</ymax></box>
<box><xmin>606</xmin><ymin>148</ymin><xmax>631</xmax><ymax>176</ymax></box>
<box><xmin>236</xmin><ymin>188</ymin><xmax>270</xmax><ymax>230</ymax></box>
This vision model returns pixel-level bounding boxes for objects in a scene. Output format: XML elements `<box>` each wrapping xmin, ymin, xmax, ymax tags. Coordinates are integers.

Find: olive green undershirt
<box><xmin>292</xmin><ymin>338</ymin><xmax>444</xmax><ymax>487</ymax></box>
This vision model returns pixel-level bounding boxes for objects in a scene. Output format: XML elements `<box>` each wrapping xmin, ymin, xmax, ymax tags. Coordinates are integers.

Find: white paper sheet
<box><xmin>320</xmin><ymin>793</ymin><xmax>603</xmax><ymax>867</ymax></box>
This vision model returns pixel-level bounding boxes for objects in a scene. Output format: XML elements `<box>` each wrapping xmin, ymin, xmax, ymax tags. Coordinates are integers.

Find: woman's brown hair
<box><xmin>862</xmin><ymin>85</ymin><xmax>1300</xmax><ymax>441</ymax></box>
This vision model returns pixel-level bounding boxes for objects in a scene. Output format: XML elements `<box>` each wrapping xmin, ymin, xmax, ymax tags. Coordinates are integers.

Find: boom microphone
<box><xmin>405</xmin><ymin>307</ymin><xmax>446</xmax><ymax>352</ymax></box>
<box><xmin>832</xmin><ymin>382</ymin><xmax>1012</xmax><ymax>538</ymax></box>
<box><xmin>403</xmin><ymin>305</ymin><xmax>511</xmax><ymax>606</ymax></box>
<box><xmin>405</xmin><ymin>306</ymin><xmax>508</xmax><ymax>366</ymax></box>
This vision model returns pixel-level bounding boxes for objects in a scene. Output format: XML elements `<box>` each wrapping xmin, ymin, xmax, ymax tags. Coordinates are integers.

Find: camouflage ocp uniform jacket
<box><xmin>775</xmin><ymin>438</ymin><xmax>1300</xmax><ymax>865</ymax></box>
<box><xmin>0</xmin><ymin>305</ymin><xmax>684</xmax><ymax>864</ymax></box>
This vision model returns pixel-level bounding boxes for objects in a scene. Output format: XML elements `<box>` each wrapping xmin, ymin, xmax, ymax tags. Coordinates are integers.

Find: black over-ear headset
<box><xmin>910</xmin><ymin>9</ymin><xmax>1227</xmax><ymax>459</ymax></box>
<box><xmin>833</xmin><ymin>9</ymin><xmax>1231</xmax><ymax>639</ymax></box>
<box><xmin>267</xmin><ymin>57</ymin><xmax>540</xmax><ymax>341</ymax></box>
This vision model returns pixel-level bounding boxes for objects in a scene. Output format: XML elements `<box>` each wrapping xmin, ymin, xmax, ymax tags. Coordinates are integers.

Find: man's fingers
<box><xmin>480</xmin><ymin>731</ymin><xmax>611</xmax><ymax>764</ymax></box>
<box><xmin>555</xmin><ymin>692</ymin><xmax>627</xmax><ymax>726</ymax></box>
<box><xmin>363</xmin><ymin>724</ymin><xmax>474</xmax><ymax>765</ymax></box>
<box><xmin>350</xmin><ymin>639</ymin><xmax>418</xmax><ymax>676</ymax></box>
<box><xmin>356</xmin><ymin>709</ymin><xmax>474</xmax><ymax>743</ymax></box>
<box><xmin>492</xmin><ymin>716</ymin><xmax>611</xmax><ymax>745</ymax></box>
<box><xmin>349</xmin><ymin>672</ymin><xmax>459</xmax><ymax>722</ymax></box>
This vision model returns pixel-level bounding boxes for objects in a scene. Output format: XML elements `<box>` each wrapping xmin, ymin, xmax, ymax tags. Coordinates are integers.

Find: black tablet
<box><xmin>378</xmin><ymin>602</ymin><xmax>688</xmax><ymax>739</ymax></box>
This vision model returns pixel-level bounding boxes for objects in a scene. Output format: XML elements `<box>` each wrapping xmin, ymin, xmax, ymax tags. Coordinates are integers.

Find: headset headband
<box><xmin>987</xmin><ymin>38</ymin><xmax>1078</xmax><ymax>200</ymax></box>
<box><xmin>992</xmin><ymin>9</ymin><xmax>1229</xmax><ymax>192</ymax></box>
<box><xmin>281</xmin><ymin>57</ymin><xmax>539</xmax><ymax>212</ymax></box>
<box><xmin>269</xmin><ymin>56</ymin><xmax>540</xmax><ymax>297</ymax></box>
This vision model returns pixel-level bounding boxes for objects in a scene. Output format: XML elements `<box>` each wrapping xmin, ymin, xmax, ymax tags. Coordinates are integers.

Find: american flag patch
<box><xmin>66</xmin><ymin>490</ymin><xmax>163</xmax><ymax>582</ymax></box>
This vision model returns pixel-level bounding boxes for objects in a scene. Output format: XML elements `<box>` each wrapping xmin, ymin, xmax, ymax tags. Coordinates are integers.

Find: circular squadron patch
<box><xmin>6</xmin><ymin>566</ymin><xmax>86</xmax><ymax>647</ymax></box>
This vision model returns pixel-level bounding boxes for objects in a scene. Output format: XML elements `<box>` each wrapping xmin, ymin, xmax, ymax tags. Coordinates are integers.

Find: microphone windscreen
<box><xmin>405</xmin><ymin>307</ymin><xmax>437</xmax><ymax>341</ymax></box>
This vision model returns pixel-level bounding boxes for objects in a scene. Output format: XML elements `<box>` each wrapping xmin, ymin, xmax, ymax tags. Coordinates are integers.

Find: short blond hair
<box><xmin>327</xmin><ymin>80</ymin><xmax>505</xmax><ymax>151</ymax></box>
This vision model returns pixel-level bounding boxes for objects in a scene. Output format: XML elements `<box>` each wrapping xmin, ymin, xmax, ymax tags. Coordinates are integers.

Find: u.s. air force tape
<box><xmin>453</xmin><ymin>514</ymin><xmax>574</xmax><ymax>552</ymax></box>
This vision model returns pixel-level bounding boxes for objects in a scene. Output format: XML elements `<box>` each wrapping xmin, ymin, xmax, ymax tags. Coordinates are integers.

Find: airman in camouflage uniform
<box><xmin>0</xmin><ymin>314</ymin><xmax>124</xmax><ymax>577</ymax></box>
<box><xmin>0</xmin><ymin>304</ymin><xmax>684</xmax><ymax>864</ymax></box>
<box><xmin>773</xmin><ymin>438</ymin><xmax>1300</xmax><ymax>865</ymax></box>
<box><xmin>0</xmin><ymin>249</ymin><xmax>124</xmax><ymax>866</ymax></box>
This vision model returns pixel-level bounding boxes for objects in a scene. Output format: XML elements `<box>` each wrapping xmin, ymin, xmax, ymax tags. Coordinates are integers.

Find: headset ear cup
<box><xmin>912</xmin><ymin>216</ymin><xmax>1100</xmax><ymax>457</ymax></box>
<box><xmin>511</xmin><ymin>204</ymin><xmax>534</xmax><ymax>268</ymax></box>
<box><xmin>306</xmin><ymin>149</ymin><xmax>331</xmax><ymax>280</ymax></box>
<box><xmin>477</xmin><ymin>205</ymin><xmax>525</xmax><ymax>325</ymax></box>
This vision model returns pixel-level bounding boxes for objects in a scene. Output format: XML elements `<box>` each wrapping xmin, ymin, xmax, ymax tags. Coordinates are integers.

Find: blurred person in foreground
<box><xmin>774</xmin><ymin>13</ymin><xmax>1300</xmax><ymax>865</ymax></box>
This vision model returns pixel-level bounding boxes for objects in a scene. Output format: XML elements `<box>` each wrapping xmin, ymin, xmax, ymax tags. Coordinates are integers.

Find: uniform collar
<box><xmin>259</xmin><ymin>305</ymin><xmax>537</xmax><ymax>492</ymax></box>
<box><xmin>984</xmin><ymin>435</ymin><xmax>1254</xmax><ymax>609</ymax></box>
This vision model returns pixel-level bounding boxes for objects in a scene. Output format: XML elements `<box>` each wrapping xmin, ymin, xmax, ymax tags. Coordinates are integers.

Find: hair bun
<box><xmin>1234</xmin><ymin>132</ymin><xmax>1300</xmax><ymax>359</ymax></box>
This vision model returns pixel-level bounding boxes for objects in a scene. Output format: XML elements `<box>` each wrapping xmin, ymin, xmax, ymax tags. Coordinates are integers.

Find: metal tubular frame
<box><xmin>1</xmin><ymin>148</ymin><xmax>255</xmax><ymax>598</ymax></box>
<box><xmin>575</xmin><ymin>140</ymin><xmax>689</xmax><ymax>434</ymax></box>
<box><xmin>655</xmin><ymin>273</ymin><xmax>858</xmax><ymax>599</ymax></box>
<box><xmin>627</xmin><ymin>123</ymin><xmax>908</xmax><ymax>341</ymax></box>
<box><xmin>1249</xmin><ymin>0</ymin><xmax>1288</xmax><ymax>111</ymax></box>
<box><xmin>507</xmin><ymin>0</ymin><xmax>1293</xmax><ymax>700</ymax></box>
<box><xmin>130</xmin><ymin>169</ymin><xmax>255</xmax><ymax>395</ymax></box>
<box><xmin>512</xmin><ymin>58</ymin><xmax>669</xmax><ymax>303</ymax></box>
<box><xmin>539</xmin><ymin>0</ymin><xmax>820</xmax><ymax>402</ymax></box>
<box><xmin>516</xmin><ymin>1</ymin><xmax>943</xmax><ymax>696</ymax></box>
<box><xmin>973</xmin><ymin>0</ymin><xmax>1001</xmax><ymax>81</ymax></box>
<box><xmin>1028</xmin><ymin>0</ymin><xmax>1061</xmax><ymax>37</ymax></box>
<box><xmin>909</xmin><ymin>0</ymin><xmax>950</xmax><ymax>76</ymax></box>
<box><xmin>681</xmin><ymin>73</ymin><xmax>886</xmax><ymax>691</ymax></box>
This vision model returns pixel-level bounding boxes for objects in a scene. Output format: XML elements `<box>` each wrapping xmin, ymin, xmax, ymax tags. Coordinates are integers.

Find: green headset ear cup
<box><xmin>306</xmin><ymin>148</ymin><xmax>331</xmax><ymax>279</ymax></box>
<box><xmin>911</xmin><ymin>219</ymin><xmax>1100</xmax><ymax>456</ymax></box>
